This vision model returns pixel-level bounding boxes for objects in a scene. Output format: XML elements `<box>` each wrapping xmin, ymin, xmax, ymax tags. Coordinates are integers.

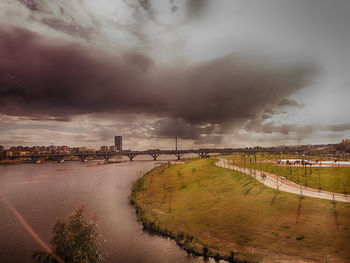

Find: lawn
<box><xmin>230</xmin><ymin>154</ymin><xmax>350</xmax><ymax>194</ymax></box>
<box><xmin>130</xmin><ymin>158</ymin><xmax>350</xmax><ymax>263</ymax></box>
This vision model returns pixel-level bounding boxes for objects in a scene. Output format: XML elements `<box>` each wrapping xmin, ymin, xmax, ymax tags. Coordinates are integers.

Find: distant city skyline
<box><xmin>0</xmin><ymin>1</ymin><xmax>349</xmax><ymax>149</ymax></box>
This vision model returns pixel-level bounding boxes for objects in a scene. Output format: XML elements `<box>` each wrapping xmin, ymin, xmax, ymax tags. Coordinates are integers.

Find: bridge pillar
<box><xmin>57</xmin><ymin>156</ymin><xmax>65</xmax><ymax>163</ymax></box>
<box><xmin>150</xmin><ymin>153</ymin><xmax>160</xmax><ymax>161</ymax></box>
<box><xmin>31</xmin><ymin>156</ymin><xmax>38</xmax><ymax>163</ymax></box>
<box><xmin>105</xmin><ymin>154</ymin><xmax>110</xmax><ymax>161</ymax></box>
<box><xmin>198</xmin><ymin>152</ymin><xmax>209</xmax><ymax>158</ymax></box>
<box><xmin>175</xmin><ymin>153</ymin><xmax>183</xmax><ymax>160</ymax></box>
<box><xmin>127</xmin><ymin>154</ymin><xmax>136</xmax><ymax>161</ymax></box>
<box><xmin>81</xmin><ymin>155</ymin><xmax>87</xmax><ymax>162</ymax></box>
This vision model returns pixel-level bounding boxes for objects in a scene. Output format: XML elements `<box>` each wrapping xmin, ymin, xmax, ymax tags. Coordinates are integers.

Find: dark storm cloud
<box><xmin>153</xmin><ymin>118</ymin><xmax>217</xmax><ymax>140</ymax></box>
<box><xmin>0</xmin><ymin>26</ymin><xmax>314</xmax><ymax>140</ymax></box>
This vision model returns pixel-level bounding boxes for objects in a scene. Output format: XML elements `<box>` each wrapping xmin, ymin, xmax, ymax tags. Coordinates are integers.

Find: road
<box><xmin>216</xmin><ymin>158</ymin><xmax>350</xmax><ymax>203</ymax></box>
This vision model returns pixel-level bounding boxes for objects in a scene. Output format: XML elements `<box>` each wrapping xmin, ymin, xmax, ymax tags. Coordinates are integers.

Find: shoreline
<box><xmin>0</xmin><ymin>160</ymin><xmax>31</xmax><ymax>165</ymax></box>
<box><xmin>0</xmin><ymin>159</ymin><xmax>125</xmax><ymax>166</ymax></box>
<box><xmin>129</xmin><ymin>198</ymin><xmax>239</xmax><ymax>263</ymax></box>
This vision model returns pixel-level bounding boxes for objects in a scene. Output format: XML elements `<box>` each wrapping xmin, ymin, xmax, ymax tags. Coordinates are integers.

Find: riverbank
<box><xmin>0</xmin><ymin>159</ymin><xmax>30</xmax><ymax>165</ymax></box>
<box><xmin>130</xmin><ymin>158</ymin><xmax>350</xmax><ymax>263</ymax></box>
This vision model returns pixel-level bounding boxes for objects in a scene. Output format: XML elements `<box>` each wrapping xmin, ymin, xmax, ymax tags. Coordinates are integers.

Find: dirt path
<box><xmin>216</xmin><ymin>158</ymin><xmax>350</xmax><ymax>203</ymax></box>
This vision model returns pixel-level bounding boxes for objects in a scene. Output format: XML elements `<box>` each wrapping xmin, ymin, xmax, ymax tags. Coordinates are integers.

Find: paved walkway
<box><xmin>216</xmin><ymin>158</ymin><xmax>350</xmax><ymax>203</ymax></box>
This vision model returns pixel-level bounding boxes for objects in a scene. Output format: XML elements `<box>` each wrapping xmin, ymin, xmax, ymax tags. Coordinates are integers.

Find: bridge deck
<box><xmin>8</xmin><ymin>148</ymin><xmax>307</xmax><ymax>162</ymax></box>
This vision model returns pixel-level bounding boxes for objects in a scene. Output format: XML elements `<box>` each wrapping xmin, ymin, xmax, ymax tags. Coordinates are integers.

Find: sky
<box><xmin>0</xmin><ymin>0</ymin><xmax>349</xmax><ymax>150</ymax></box>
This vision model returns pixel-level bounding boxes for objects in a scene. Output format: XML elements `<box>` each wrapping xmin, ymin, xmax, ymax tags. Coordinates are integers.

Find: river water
<box><xmin>0</xmin><ymin>157</ymin><xmax>215</xmax><ymax>263</ymax></box>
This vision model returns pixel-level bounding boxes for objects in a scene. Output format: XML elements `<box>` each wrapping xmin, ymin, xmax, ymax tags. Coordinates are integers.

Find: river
<box><xmin>0</xmin><ymin>157</ymin><xmax>217</xmax><ymax>263</ymax></box>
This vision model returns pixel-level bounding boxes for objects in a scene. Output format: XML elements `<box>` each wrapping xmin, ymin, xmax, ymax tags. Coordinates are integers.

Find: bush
<box><xmin>32</xmin><ymin>206</ymin><xmax>103</xmax><ymax>263</ymax></box>
<box><xmin>202</xmin><ymin>246</ymin><xmax>209</xmax><ymax>258</ymax></box>
<box><xmin>296</xmin><ymin>235</ymin><xmax>305</xmax><ymax>241</ymax></box>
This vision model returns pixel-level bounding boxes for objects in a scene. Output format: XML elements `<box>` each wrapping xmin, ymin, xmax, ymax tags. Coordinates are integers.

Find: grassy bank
<box><xmin>130</xmin><ymin>158</ymin><xmax>350</xmax><ymax>263</ymax></box>
<box><xmin>230</xmin><ymin>155</ymin><xmax>350</xmax><ymax>194</ymax></box>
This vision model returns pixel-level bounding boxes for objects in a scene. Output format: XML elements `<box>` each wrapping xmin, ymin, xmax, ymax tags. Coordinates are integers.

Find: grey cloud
<box><xmin>42</xmin><ymin>18</ymin><xmax>97</xmax><ymax>39</ymax></box>
<box><xmin>323</xmin><ymin>123</ymin><xmax>350</xmax><ymax>132</ymax></box>
<box><xmin>244</xmin><ymin>120</ymin><xmax>350</xmax><ymax>137</ymax></box>
<box><xmin>169</xmin><ymin>0</ymin><xmax>208</xmax><ymax>20</ymax></box>
<box><xmin>18</xmin><ymin>1</ymin><xmax>100</xmax><ymax>40</ymax></box>
<box><xmin>19</xmin><ymin>0</ymin><xmax>41</xmax><ymax>11</ymax></box>
<box><xmin>278</xmin><ymin>99</ymin><xmax>305</xmax><ymax>108</ymax></box>
<box><xmin>137</xmin><ymin>0</ymin><xmax>151</xmax><ymax>12</ymax></box>
<box><xmin>244</xmin><ymin>119</ymin><xmax>315</xmax><ymax>135</ymax></box>
<box><xmin>114</xmin><ymin>0</ymin><xmax>158</xmax><ymax>47</ymax></box>
<box><xmin>123</xmin><ymin>0</ymin><xmax>156</xmax><ymax>22</ymax></box>
<box><xmin>186</xmin><ymin>0</ymin><xmax>208</xmax><ymax>19</ymax></box>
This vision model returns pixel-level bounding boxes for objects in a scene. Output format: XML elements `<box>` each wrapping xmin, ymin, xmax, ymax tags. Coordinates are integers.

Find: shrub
<box><xmin>32</xmin><ymin>206</ymin><xmax>103</xmax><ymax>263</ymax></box>
<box><xmin>296</xmin><ymin>235</ymin><xmax>305</xmax><ymax>241</ymax></box>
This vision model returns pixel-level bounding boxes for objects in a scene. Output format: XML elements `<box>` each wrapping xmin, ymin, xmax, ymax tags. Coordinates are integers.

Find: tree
<box><xmin>32</xmin><ymin>206</ymin><xmax>103</xmax><ymax>263</ymax></box>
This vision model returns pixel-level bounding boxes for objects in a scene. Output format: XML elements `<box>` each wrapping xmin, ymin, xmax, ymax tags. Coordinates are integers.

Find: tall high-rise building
<box><xmin>114</xmin><ymin>136</ymin><xmax>122</xmax><ymax>151</ymax></box>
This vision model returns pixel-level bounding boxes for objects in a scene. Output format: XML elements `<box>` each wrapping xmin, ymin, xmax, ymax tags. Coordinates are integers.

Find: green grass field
<box><xmin>230</xmin><ymin>154</ymin><xmax>350</xmax><ymax>194</ymax></box>
<box><xmin>130</xmin><ymin>158</ymin><xmax>350</xmax><ymax>263</ymax></box>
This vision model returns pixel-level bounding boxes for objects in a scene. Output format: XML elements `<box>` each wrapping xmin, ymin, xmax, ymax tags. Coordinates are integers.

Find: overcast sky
<box><xmin>0</xmin><ymin>0</ymin><xmax>349</xmax><ymax>149</ymax></box>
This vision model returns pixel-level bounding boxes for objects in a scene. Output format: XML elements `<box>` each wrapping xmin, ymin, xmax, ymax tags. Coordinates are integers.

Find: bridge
<box><xmin>7</xmin><ymin>147</ymin><xmax>305</xmax><ymax>163</ymax></box>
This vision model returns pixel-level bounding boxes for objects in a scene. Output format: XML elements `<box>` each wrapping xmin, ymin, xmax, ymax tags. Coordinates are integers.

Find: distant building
<box><xmin>4</xmin><ymin>150</ymin><xmax>12</xmax><ymax>158</ymax></box>
<box><xmin>57</xmin><ymin>145</ymin><xmax>69</xmax><ymax>153</ymax></box>
<box><xmin>62</xmin><ymin>145</ymin><xmax>69</xmax><ymax>152</ymax></box>
<box><xmin>48</xmin><ymin>145</ymin><xmax>58</xmax><ymax>152</ymax></box>
<box><xmin>78</xmin><ymin>147</ymin><xmax>87</xmax><ymax>152</ymax></box>
<box><xmin>114</xmin><ymin>136</ymin><xmax>122</xmax><ymax>151</ymax></box>
<box><xmin>100</xmin><ymin>146</ymin><xmax>109</xmax><ymax>152</ymax></box>
<box><xmin>39</xmin><ymin>146</ymin><xmax>47</xmax><ymax>152</ymax></box>
<box><xmin>69</xmin><ymin>147</ymin><xmax>79</xmax><ymax>153</ymax></box>
<box><xmin>31</xmin><ymin>146</ymin><xmax>40</xmax><ymax>152</ymax></box>
<box><xmin>109</xmin><ymin>146</ymin><xmax>117</xmax><ymax>152</ymax></box>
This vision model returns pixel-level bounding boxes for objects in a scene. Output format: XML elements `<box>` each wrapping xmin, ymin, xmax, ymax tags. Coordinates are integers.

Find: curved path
<box><xmin>216</xmin><ymin>158</ymin><xmax>350</xmax><ymax>203</ymax></box>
